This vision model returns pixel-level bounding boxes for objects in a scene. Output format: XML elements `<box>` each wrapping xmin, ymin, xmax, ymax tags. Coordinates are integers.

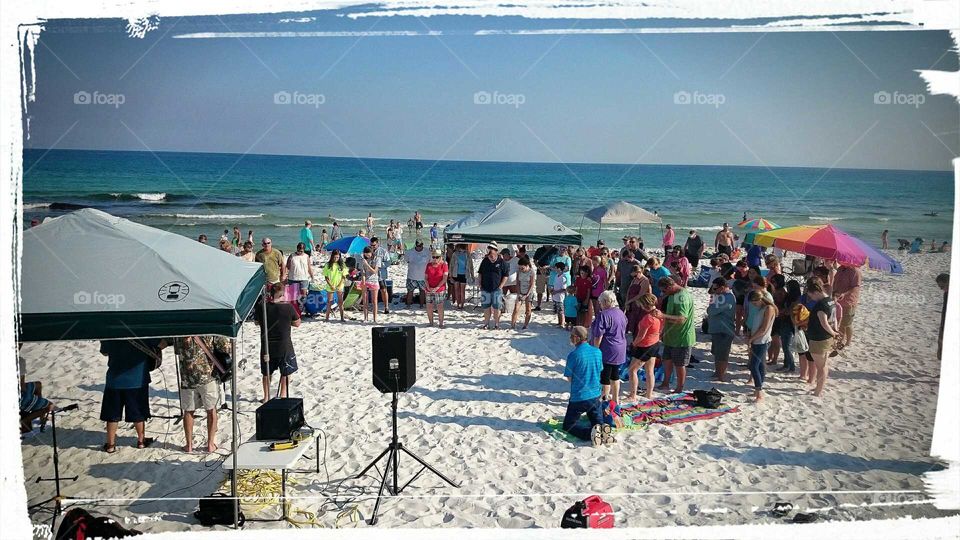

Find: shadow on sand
<box><xmin>698</xmin><ymin>443</ymin><xmax>945</xmax><ymax>476</ymax></box>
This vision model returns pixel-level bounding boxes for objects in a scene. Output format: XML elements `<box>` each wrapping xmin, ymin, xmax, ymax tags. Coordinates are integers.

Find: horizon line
<box><xmin>21</xmin><ymin>146</ymin><xmax>953</xmax><ymax>174</ymax></box>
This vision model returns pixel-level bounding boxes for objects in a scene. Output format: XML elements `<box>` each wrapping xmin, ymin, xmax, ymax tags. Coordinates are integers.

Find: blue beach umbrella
<box><xmin>325</xmin><ymin>235</ymin><xmax>370</xmax><ymax>254</ymax></box>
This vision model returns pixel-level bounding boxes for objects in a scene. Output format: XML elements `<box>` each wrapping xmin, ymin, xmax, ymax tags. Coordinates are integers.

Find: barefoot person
<box><xmin>655</xmin><ymin>276</ymin><xmax>695</xmax><ymax>394</ymax></box>
<box><xmin>424</xmin><ymin>249</ymin><xmax>449</xmax><ymax>328</ymax></box>
<box><xmin>590</xmin><ymin>290</ymin><xmax>628</xmax><ymax>402</ymax></box>
<box><xmin>478</xmin><ymin>242</ymin><xmax>508</xmax><ymax>329</ymax></box>
<box><xmin>832</xmin><ymin>263</ymin><xmax>862</xmax><ymax>349</ymax></box>
<box><xmin>715</xmin><ymin>223</ymin><xmax>734</xmax><ymax>257</ymax></box>
<box><xmin>405</xmin><ymin>240</ymin><xmax>429</xmax><ymax>308</ymax></box>
<box><xmin>512</xmin><ymin>256</ymin><xmax>536</xmax><ymax>329</ymax></box>
<box><xmin>706</xmin><ymin>278</ymin><xmax>736</xmax><ymax>382</ymax></box>
<box><xmin>562</xmin><ymin>326</ymin><xmax>614</xmax><ymax>447</ymax></box>
<box><xmin>358</xmin><ymin>246</ymin><xmax>381</xmax><ymax>323</ymax></box>
<box><xmin>805</xmin><ymin>278</ymin><xmax>839</xmax><ymax>397</ymax></box>
<box><xmin>626</xmin><ymin>294</ymin><xmax>662</xmax><ymax>401</ymax></box>
<box><xmin>746</xmin><ymin>291</ymin><xmax>776</xmax><ymax>402</ymax></box>
<box><xmin>255</xmin><ymin>283</ymin><xmax>301</xmax><ymax>402</ymax></box>
<box><xmin>322</xmin><ymin>249</ymin><xmax>347</xmax><ymax>322</ymax></box>
<box><xmin>174</xmin><ymin>335</ymin><xmax>229</xmax><ymax>453</ymax></box>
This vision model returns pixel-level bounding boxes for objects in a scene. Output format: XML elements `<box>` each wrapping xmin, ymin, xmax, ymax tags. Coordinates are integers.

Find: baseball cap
<box><xmin>431</xmin><ymin>249</ymin><xmax>442</xmax><ymax>257</ymax></box>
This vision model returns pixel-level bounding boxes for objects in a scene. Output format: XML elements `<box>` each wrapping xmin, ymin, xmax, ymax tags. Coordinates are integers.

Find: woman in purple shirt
<box><xmin>590</xmin><ymin>290</ymin><xmax>629</xmax><ymax>402</ymax></box>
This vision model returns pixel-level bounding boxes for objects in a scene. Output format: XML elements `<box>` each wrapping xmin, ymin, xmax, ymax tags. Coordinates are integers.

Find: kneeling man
<box><xmin>563</xmin><ymin>326</ymin><xmax>615</xmax><ymax>447</ymax></box>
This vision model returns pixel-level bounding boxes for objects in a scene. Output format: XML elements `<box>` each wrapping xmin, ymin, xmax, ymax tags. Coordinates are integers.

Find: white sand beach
<box><xmin>18</xmin><ymin>251</ymin><xmax>955</xmax><ymax>532</ymax></box>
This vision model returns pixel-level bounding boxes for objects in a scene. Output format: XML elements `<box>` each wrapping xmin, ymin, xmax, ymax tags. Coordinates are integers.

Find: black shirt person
<box><xmin>254</xmin><ymin>282</ymin><xmax>301</xmax><ymax>402</ymax></box>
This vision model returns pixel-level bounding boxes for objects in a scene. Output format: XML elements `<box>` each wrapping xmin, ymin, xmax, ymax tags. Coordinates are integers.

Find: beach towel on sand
<box><xmin>540</xmin><ymin>393</ymin><xmax>739</xmax><ymax>442</ymax></box>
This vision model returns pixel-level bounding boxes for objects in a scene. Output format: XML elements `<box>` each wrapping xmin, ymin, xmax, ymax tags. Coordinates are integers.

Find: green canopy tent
<box><xmin>581</xmin><ymin>200</ymin><xmax>663</xmax><ymax>243</ymax></box>
<box><xmin>444</xmin><ymin>198</ymin><xmax>582</xmax><ymax>245</ymax></box>
<box><xmin>17</xmin><ymin>208</ymin><xmax>266</xmax><ymax>528</ymax></box>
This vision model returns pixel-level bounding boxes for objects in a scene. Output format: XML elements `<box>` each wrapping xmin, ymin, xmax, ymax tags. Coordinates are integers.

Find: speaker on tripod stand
<box><xmin>357</xmin><ymin>326</ymin><xmax>459</xmax><ymax>525</ymax></box>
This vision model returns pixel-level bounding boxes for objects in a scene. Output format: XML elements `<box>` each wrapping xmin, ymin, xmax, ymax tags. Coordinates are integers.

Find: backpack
<box><xmin>195</xmin><ymin>493</ymin><xmax>245</xmax><ymax>527</ymax></box>
<box><xmin>56</xmin><ymin>508</ymin><xmax>141</xmax><ymax>540</ymax></box>
<box><xmin>693</xmin><ymin>388</ymin><xmax>723</xmax><ymax>409</ymax></box>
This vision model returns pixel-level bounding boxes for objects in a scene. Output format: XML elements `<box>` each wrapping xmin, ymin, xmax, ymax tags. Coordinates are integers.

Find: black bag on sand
<box><xmin>693</xmin><ymin>388</ymin><xmax>723</xmax><ymax>409</ymax></box>
<box><xmin>195</xmin><ymin>493</ymin><xmax>245</xmax><ymax>527</ymax></box>
<box><xmin>56</xmin><ymin>507</ymin><xmax>142</xmax><ymax>540</ymax></box>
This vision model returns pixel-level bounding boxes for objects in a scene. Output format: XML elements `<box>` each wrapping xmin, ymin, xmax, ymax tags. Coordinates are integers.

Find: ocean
<box><xmin>23</xmin><ymin>149</ymin><xmax>954</xmax><ymax>252</ymax></box>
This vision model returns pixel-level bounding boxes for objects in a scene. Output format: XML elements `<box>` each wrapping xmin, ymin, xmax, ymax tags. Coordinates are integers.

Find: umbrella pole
<box><xmin>230</xmin><ymin>338</ymin><xmax>239</xmax><ymax>529</ymax></box>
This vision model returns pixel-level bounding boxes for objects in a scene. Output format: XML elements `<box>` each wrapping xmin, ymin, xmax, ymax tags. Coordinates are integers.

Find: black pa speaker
<box><xmin>255</xmin><ymin>398</ymin><xmax>304</xmax><ymax>441</ymax></box>
<box><xmin>372</xmin><ymin>326</ymin><xmax>416</xmax><ymax>393</ymax></box>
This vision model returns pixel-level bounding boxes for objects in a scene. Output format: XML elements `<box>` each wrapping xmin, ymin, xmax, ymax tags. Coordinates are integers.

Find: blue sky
<box><xmin>24</xmin><ymin>12</ymin><xmax>959</xmax><ymax>170</ymax></box>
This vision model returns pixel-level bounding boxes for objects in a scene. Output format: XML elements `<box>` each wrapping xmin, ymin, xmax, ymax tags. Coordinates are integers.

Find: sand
<box><xmin>17</xmin><ymin>250</ymin><xmax>956</xmax><ymax>532</ymax></box>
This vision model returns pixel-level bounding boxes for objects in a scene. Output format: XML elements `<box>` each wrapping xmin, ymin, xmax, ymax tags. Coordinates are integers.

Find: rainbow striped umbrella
<box><xmin>737</xmin><ymin>218</ymin><xmax>779</xmax><ymax>230</ymax></box>
<box><xmin>746</xmin><ymin>224</ymin><xmax>902</xmax><ymax>274</ymax></box>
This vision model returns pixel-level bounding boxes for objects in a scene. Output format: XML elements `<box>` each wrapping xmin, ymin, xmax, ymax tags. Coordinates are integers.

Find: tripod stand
<box><xmin>355</xmin><ymin>392</ymin><xmax>459</xmax><ymax>525</ymax></box>
<box><xmin>28</xmin><ymin>404</ymin><xmax>79</xmax><ymax>529</ymax></box>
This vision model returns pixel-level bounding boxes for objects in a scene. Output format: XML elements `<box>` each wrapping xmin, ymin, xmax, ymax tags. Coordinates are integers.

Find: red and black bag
<box><xmin>56</xmin><ymin>508</ymin><xmax>141</xmax><ymax>540</ymax></box>
<box><xmin>560</xmin><ymin>495</ymin><xmax>614</xmax><ymax>528</ymax></box>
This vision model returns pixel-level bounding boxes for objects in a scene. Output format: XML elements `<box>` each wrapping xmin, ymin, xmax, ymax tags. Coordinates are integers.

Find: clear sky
<box><xmin>24</xmin><ymin>11</ymin><xmax>959</xmax><ymax>170</ymax></box>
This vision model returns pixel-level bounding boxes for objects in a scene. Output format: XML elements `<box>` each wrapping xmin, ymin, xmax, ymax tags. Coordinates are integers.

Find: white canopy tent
<box><xmin>581</xmin><ymin>200</ymin><xmax>663</xmax><ymax>243</ymax></box>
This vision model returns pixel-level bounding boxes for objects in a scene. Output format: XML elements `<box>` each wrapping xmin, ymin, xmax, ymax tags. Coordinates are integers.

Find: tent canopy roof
<box><xmin>583</xmin><ymin>201</ymin><xmax>662</xmax><ymax>224</ymax></box>
<box><xmin>18</xmin><ymin>209</ymin><xmax>265</xmax><ymax>341</ymax></box>
<box><xmin>444</xmin><ymin>198</ymin><xmax>582</xmax><ymax>245</ymax></box>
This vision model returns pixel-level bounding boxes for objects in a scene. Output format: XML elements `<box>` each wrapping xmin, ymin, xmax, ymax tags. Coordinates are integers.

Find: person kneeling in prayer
<box><xmin>562</xmin><ymin>326</ymin><xmax>615</xmax><ymax>447</ymax></box>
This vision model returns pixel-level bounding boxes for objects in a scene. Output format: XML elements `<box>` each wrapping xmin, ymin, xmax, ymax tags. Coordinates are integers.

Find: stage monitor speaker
<box><xmin>372</xmin><ymin>326</ymin><xmax>416</xmax><ymax>393</ymax></box>
<box><xmin>255</xmin><ymin>398</ymin><xmax>304</xmax><ymax>441</ymax></box>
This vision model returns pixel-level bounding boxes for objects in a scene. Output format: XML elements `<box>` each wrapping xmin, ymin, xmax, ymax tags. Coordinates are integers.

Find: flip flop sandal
<box><xmin>771</xmin><ymin>502</ymin><xmax>794</xmax><ymax>518</ymax></box>
<box><xmin>103</xmin><ymin>443</ymin><xmax>117</xmax><ymax>454</ymax></box>
<box><xmin>137</xmin><ymin>437</ymin><xmax>155</xmax><ymax>449</ymax></box>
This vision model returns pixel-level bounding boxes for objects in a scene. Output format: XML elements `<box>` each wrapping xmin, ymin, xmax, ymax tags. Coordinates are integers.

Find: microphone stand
<box><xmin>28</xmin><ymin>404</ymin><xmax>79</xmax><ymax>531</ymax></box>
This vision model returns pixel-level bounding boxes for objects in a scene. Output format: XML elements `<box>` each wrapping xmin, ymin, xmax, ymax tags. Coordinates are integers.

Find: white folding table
<box><xmin>222</xmin><ymin>434</ymin><xmax>320</xmax><ymax>521</ymax></box>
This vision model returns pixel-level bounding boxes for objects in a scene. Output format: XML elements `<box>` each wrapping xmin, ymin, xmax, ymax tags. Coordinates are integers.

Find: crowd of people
<box><xmin>21</xmin><ymin>213</ymin><xmax>950</xmax><ymax>454</ymax></box>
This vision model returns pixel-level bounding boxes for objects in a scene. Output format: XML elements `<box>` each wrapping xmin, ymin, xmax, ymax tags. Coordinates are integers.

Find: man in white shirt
<box><xmin>405</xmin><ymin>239</ymin><xmax>430</xmax><ymax>308</ymax></box>
<box><xmin>501</xmin><ymin>247</ymin><xmax>519</xmax><ymax>294</ymax></box>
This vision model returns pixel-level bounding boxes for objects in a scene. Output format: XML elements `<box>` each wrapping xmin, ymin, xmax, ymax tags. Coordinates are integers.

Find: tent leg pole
<box><xmin>231</xmin><ymin>338</ymin><xmax>239</xmax><ymax>529</ymax></box>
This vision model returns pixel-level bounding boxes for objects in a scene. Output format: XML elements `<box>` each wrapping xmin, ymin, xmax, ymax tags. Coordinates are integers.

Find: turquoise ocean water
<box><xmin>23</xmin><ymin>149</ymin><xmax>954</xmax><ymax>252</ymax></box>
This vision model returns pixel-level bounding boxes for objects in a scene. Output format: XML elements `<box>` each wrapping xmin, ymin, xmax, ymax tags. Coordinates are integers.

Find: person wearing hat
<box><xmin>424</xmin><ymin>248</ymin><xmax>449</xmax><ymax>328</ymax></box>
<box><xmin>478</xmin><ymin>241</ymin><xmax>509</xmax><ymax>329</ymax></box>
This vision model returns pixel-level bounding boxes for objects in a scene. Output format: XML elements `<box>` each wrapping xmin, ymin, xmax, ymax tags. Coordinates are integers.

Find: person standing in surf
<box><xmin>300</xmin><ymin>220</ymin><xmax>315</xmax><ymax>257</ymax></box>
<box><xmin>331</xmin><ymin>221</ymin><xmax>342</xmax><ymax>241</ymax></box>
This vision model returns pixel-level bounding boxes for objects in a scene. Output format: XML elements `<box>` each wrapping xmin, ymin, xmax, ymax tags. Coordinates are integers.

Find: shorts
<box><xmin>631</xmin><ymin>342</ymin><xmax>661</xmax><ymax>362</ymax></box>
<box><xmin>840</xmin><ymin>306</ymin><xmax>856</xmax><ymax>329</ymax></box>
<box><xmin>406</xmin><ymin>279</ymin><xmax>426</xmax><ymax>292</ymax></box>
<box><xmin>663</xmin><ymin>345</ymin><xmax>692</xmax><ymax>367</ymax></box>
<box><xmin>600</xmin><ymin>363</ymin><xmax>622</xmax><ymax>385</ymax></box>
<box><xmin>808</xmin><ymin>338</ymin><xmax>834</xmax><ymax>356</ymax></box>
<box><xmin>717</xmin><ymin>245</ymin><xmax>732</xmax><ymax>256</ymax></box>
<box><xmin>480</xmin><ymin>289</ymin><xmax>504</xmax><ymax>310</ymax></box>
<box><xmin>20</xmin><ymin>382</ymin><xmax>50</xmax><ymax>413</ymax></box>
<box><xmin>100</xmin><ymin>386</ymin><xmax>150</xmax><ymax>423</ymax></box>
<box><xmin>425</xmin><ymin>291</ymin><xmax>447</xmax><ymax>304</ymax></box>
<box><xmin>416</xmin><ymin>221</ymin><xmax>423</xmax><ymax>229</ymax></box>
<box><xmin>454</xmin><ymin>274</ymin><xmax>467</xmax><ymax>284</ymax></box>
<box><xmin>291</xmin><ymin>280</ymin><xmax>310</xmax><ymax>293</ymax></box>
<box><xmin>358</xmin><ymin>280</ymin><xmax>380</xmax><ymax>291</ymax></box>
<box><xmin>710</xmin><ymin>333</ymin><xmax>734</xmax><ymax>364</ymax></box>
<box><xmin>565</xmin><ymin>316</ymin><xmax>577</xmax><ymax>324</ymax></box>
<box><xmin>515</xmin><ymin>293</ymin><xmax>533</xmax><ymax>305</ymax></box>
<box><xmin>536</xmin><ymin>274</ymin><xmax>548</xmax><ymax>294</ymax></box>
<box><xmin>553</xmin><ymin>302</ymin><xmax>565</xmax><ymax>315</ymax></box>
<box><xmin>261</xmin><ymin>352</ymin><xmax>298</xmax><ymax>377</ymax></box>
<box><xmin>180</xmin><ymin>379</ymin><xmax>220</xmax><ymax>411</ymax></box>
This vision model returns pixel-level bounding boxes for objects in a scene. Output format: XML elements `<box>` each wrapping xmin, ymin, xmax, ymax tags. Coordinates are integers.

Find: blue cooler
<box><xmin>304</xmin><ymin>290</ymin><xmax>329</xmax><ymax>315</ymax></box>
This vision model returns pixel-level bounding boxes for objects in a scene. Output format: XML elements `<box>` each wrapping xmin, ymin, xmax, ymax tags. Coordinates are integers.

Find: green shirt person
<box><xmin>655</xmin><ymin>276</ymin><xmax>696</xmax><ymax>394</ymax></box>
<box><xmin>255</xmin><ymin>238</ymin><xmax>285</xmax><ymax>284</ymax></box>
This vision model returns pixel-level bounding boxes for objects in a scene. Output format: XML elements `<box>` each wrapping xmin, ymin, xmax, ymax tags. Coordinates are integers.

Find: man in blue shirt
<box><xmin>299</xmin><ymin>220</ymin><xmax>315</xmax><ymax>256</ymax></box>
<box><xmin>99</xmin><ymin>338</ymin><xmax>168</xmax><ymax>453</ymax></box>
<box><xmin>562</xmin><ymin>326</ymin><xmax>614</xmax><ymax>447</ymax></box>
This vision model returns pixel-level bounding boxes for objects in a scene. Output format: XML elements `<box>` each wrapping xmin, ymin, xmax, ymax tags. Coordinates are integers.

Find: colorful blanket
<box><xmin>541</xmin><ymin>393</ymin><xmax>739</xmax><ymax>442</ymax></box>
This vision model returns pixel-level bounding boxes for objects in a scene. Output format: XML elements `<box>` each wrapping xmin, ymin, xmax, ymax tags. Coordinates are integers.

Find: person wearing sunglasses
<box><xmin>255</xmin><ymin>237</ymin><xmax>285</xmax><ymax>285</ymax></box>
<box><xmin>424</xmin><ymin>249</ymin><xmax>449</xmax><ymax>328</ymax></box>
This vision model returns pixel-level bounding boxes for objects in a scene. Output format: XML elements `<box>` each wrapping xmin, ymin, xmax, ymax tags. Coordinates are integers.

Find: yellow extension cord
<box><xmin>220</xmin><ymin>465</ymin><xmax>361</xmax><ymax>528</ymax></box>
